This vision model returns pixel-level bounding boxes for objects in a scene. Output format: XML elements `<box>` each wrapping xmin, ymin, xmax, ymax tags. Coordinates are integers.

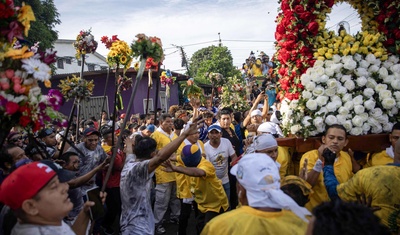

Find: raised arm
<box><xmin>163</xmin><ymin>159</ymin><xmax>206</xmax><ymax>177</ymax></box>
<box><xmin>243</xmin><ymin>93</ymin><xmax>265</xmax><ymax>127</ymax></box>
<box><xmin>148</xmin><ymin>119</ymin><xmax>204</xmax><ymax>173</ymax></box>
<box><xmin>67</xmin><ymin>157</ymin><xmax>109</xmax><ymax>189</ymax></box>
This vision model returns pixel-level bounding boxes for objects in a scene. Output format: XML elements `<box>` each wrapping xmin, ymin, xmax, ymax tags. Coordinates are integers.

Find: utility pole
<box><xmin>173</xmin><ymin>44</ymin><xmax>191</xmax><ymax>77</ymax></box>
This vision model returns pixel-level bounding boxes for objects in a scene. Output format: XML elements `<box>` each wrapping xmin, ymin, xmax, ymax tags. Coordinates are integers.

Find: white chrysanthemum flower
<box><xmin>326</xmin><ymin>79</ymin><xmax>337</xmax><ymax>88</ymax></box>
<box><xmin>324</xmin><ymin>88</ymin><xmax>336</xmax><ymax>97</ymax></box>
<box><xmin>382</xmin><ymin>98</ymin><xmax>396</xmax><ymax>110</ymax></box>
<box><xmin>344</xmin><ymin>80</ymin><xmax>355</xmax><ymax>91</ymax></box>
<box><xmin>312</xmin><ymin>86</ymin><xmax>324</xmax><ymax>96</ymax></box>
<box><xmin>362</xmin><ymin>123</ymin><xmax>371</xmax><ymax>134</ymax></box>
<box><xmin>325</xmin><ymin>67</ymin><xmax>335</xmax><ymax>77</ymax></box>
<box><xmin>340</xmin><ymin>75</ymin><xmax>352</xmax><ymax>83</ymax></box>
<box><xmin>331</xmin><ymin>63</ymin><xmax>343</xmax><ymax>73</ymax></box>
<box><xmin>332</xmin><ymin>54</ymin><xmax>341</xmax><ymax>63</ymax></box>
<box><xmin>344</xmin><ymin>101</ymin><xmax>354</xmax><ymax>111</ymax></box>
<box><xmin>371</xmin><ymin>124</ymin><xmax>383</xmax><ymax>134</ymax></box>
<box><xmin>316</xmin><ymin>95</ymin><xmax>329</xmax><ymax>107</ymax></box>
<box><xmin>355</xmin><ymin>67</ymin><xmax>368</xmax><ymax>77</ymax></box>
<box><xmin>302</xmin><ymin>116</ymin><xmax>312</xmax><ymax>127</ymax></box>
<box><xmin>394</xmin><ymin>91</ymin><xmax>400</xmax><ymax>101</ymax></box>
<box><xmin>315</xmin><ymin>67</ymin><xmax>325</xmax><ymax>77</ymax></box>
<box><xmin>362</xmin><ymin>88</ymin><xmax>374</xmax><ymax>98</ymax></box>
<box><xmin>391</xmin><ymin>107</ymin><xmax>399</xmax><ymax>116</ymax></box>
<box><xmin>316</xmin><ymin>107</ymin><xmax>328</xmax><ymax>116</ymax></box>
<box><xmin>382</xmin><ymin>60</ymin><xmax>393</xmax><ymax>69</ymax></box>
<box><xmin>343</xmin><ymin>120</ymin><xmax>353</xmax><ymax>132</ymax></box>
<box><xmin>302</xmin><ymin>90</ymin><xmax>312</xmax><ymax>100</ymax></box>
<box><xmin>354</xmin><ymin>105</ymin><xmax>365</xmax><ymax>114</ymax></box>
<box><xmin>356</xmin><ymin>76</ymin><xmax>367</xmax><ymax>87</ymax></box>
<box><xmin>337</xmin><ymin>114</ymin><xmax>347</xmax><ymax>124</ymax></box>
<box><xmin>388</xmin><ymin>55</ymin><xmax>399</xmax><ymax>64</ymax></box>
<box><xmin>337</xmin><ymin>85</ymin><xmax>347</xmax><ymax>94</ymax></box>
<box><xmin>364</xmin><ymin>99</ymin><xmax>376</xmax><ymax>110</ymax></box>
<box><xmin>343</xmin><ymin>59</ymin><xmax>357</xmax><ymax>71</ymax></box>
<box><xmin>351</xmin><ymin>115</ymin><xmax>364</xmax><ymax>127</ymax></box>
<box><xmin>319</xmin><ymin>75</ymin><xmax>329</xmax><ymax>84</ymax></box>
<box><xmin>379</xmin><ymin>67</ymin><xmax>389</xmax><ymax>79</ymax></box>
<box><xmin>365</xmin><ymin>54</ymin><xmax>377</xmax><ymax>64</ymax></box>
<box><xmin>390</xmin><ymin>64</ymin><xmax>400</xmax><ymax>73</ymax></box>
<box><xmin>314</xmin><ymin>60</ymin><xmax>324</xmax><ymax>68</ymax></box>
<box><xmin>383</xmin><ymin>75</ymin><xmax>394</xmax><ymax>85</ymax></box>
<box><xmin>306</xmin><ymin>99</ymin><xmax>318</xmax><ymax>111</ymax></box>
<box><xmin>301</xmin><ymin>74</ymin><xmax>311</xmax><ymax>85</ymax></box>
<box><xmin>354</xmin><ymin>53</ymin><xmax>362</xmax><ymax>62</ymax></box>
<box><xmin>21</xmin><ymin>57</ymin><xmax>51</xmax><ymax>81</ymax></box>
<box><xmin>313</xmin><ymin>116</ymin><xmax>324</xmax><ymax>128</ymax></box>
<box><xmin>376</xmin><ymin>114</ymin><xmax>389</xmax><ymax>124</ymax></box>
<box><xmin>338</xmin><ymin>107</ymin><xmax>350</xmax><ymax>116</ymax></box>
<box><xmin>375</xmin><ymin>84</ymin><xmax>388</xmax><ymax>93</ymax></box>
<box><xmin>369</xmin><ymin>108</ymin><xmax>383</xmax><ymax>119</ymax></box>
<box><xmin>342</xmin><ymin>93</ymin><xmax>353</xmax><ymax>102</ymax></box>
<box><xmin>366</xmin><ymin>78</ymin><xmax>377</xmax><ymax>89</ymax></box>
<box><xmin>368</xmin><ymin>64</ymin><xmax>380</xmax><ymax>73</ymax></box>
<box><xmin>305</xmin><ymin>81</ymin><xmax>316</xmax><ymax>91</ymax></box>
<box><xmin>289</xmin><ymin>100</ymin><xmax>299</xmax><ymax>109</ymax></box>
<box><xmin>350</xmin><ymin>127</ymin><xmax>363</xmax><ymax>136</ymax></box>
<box><xmin>290</xmin><ymin>124</ymin><xmax>302</xmax><ymax>134</ymax></box>
<box><xmin>325</xmin><ymin>115</ymin><xmax>338</xmax><ymax>126</ymax></box>
<box><xmin>326</xmin><ymin>102</ymin><xmax>337</xmax><ymax>112</ymax></box>
<box><xmin>359</xmin><ymin>113</ymin><xmax>369</xmax><ymax>122</ymax></box>
<box><xmin>391</xmin><ymin>79</ymin><xmax>400</xmax><ymax>90</ymax></box>
<box><xmin>379</xmin><ymin>90</ymin><xmax>392</xmax><ymax>100</ymax></box>
<box><xmin>359</xmin><ymin>60</ymin><xmax>370</xmax><ymax>69</ymax></box>
<box><xmin>353</xmin><ymin>95</ymin><xmax>364</xmax><ymax>105</ymax></box>
<box><xmin>383</xmin><ymin>122</ymin><xmax>394</xmax><ymax>132</ymax></box>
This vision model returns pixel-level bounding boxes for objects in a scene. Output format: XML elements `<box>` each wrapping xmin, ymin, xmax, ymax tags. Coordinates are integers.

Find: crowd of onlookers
<box><xmin>0</xmin><ymin>79</ymin><xmax>399</xmax><ymax>235</ymax></box>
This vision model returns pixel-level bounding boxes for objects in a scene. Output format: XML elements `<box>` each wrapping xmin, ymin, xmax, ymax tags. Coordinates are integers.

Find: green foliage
<box><xmin>189</xmin><ymin>45</ymin><xmax>239</xmax><ymax>85</ymax></box>
<box><xmin>14</xmin><ymin>0</ymin><xmax>60</xmax><ymax>50</ymax></box>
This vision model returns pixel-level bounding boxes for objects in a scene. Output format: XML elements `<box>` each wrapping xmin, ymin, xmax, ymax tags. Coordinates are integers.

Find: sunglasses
<box><xmin>10</xmin><ymin>136</ymin><xmax>23</xmax><ymax>142</ymax></box>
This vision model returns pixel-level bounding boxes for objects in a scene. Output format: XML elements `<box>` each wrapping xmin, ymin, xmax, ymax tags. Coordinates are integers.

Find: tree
<box><xmin>14</xmin><ymin>0</ymin><xmax>60</xmax><ymax>50</ymax></box>
<box><xmin>189</xmin><ymin>45</ymin><xmax>240</xmax><ymax>84</ymax></box>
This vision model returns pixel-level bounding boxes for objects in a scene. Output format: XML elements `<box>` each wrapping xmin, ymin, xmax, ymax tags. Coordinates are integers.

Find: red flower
<box><xmin>394</xmin><ymin>29</ymin><xmax>400</xmax><ymax>39</ymax></box>
<box><xmin>19</xmin><ymin>116</ymin><xmax>31</xmax><ymax>127</ymax></box>
<box><xmin>5</xmin><ymin>101</ymin><xmax>19</xmax><ymax>115</ymax></box>
<box><xmin>325</xmin><ymin>0</ymin><xmax>334</xmax><ymax>8</ymax></box>
<box><xmin>294</xmin><ymin>5</ymin><xmax>305</xmax><ymax>14</ymax></box>
<box><xmin>307</xmin><ymin>21</ymin><xmax>319</xmax><ymax>36</ymax></box>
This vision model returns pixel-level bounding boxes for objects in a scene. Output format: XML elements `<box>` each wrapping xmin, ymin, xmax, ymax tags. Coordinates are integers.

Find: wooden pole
<box><xmin>98</xmin><ymin>67</ymin><xmax>111</xmax><ymax>128</ymax></box>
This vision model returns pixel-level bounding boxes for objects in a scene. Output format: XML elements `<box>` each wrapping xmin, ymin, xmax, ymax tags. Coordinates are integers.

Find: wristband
<box><xmin>313</xmin><ymin>159</ymin><xmax>323</xmax><ymax>172</ymax></box>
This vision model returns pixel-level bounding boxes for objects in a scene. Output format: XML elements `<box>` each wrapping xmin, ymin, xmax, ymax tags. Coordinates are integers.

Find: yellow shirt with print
<box><xmin>337</xmin><ymin>165</ymin><xmax>400</xmax><ymax>232</ymax></box>
<box><xmin>151</xmin><ymin>130</ymin><xmax>178</xmax><ymax>184</ymax></box>
<box><xmin>191</xmin><ymin>158</ymin><xmax>229</xmax><ymax>213</ymax></box>
<box><xmin>300</xmin><ymin>150</ymin><xmax>353</xmax><ymax>211</ymax></box>
<box><xmin>365</xmin><ymin>150</ymin><xmax>393</xmax><ymax>168</ymax></box>
<box><xmin>175</xmin><ymin>141</ymin><xmax>205</xmax><ymax>199</ymax></box>
<box><xmin>201</xmin><ymin>206</ymin><xmax>308</xmax><ymax>235</ymax></box>
<box><xmin>277</xmin><ymin>146</ymin><xmax>290</xmax><ymax>179</ymax></box>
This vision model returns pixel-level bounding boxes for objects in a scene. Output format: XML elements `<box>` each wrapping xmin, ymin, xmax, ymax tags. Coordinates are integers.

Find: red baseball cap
<box><xmin>0</xmin><ymin>162</ymin><xmax>56</xmax><ymax>210</ymax></box>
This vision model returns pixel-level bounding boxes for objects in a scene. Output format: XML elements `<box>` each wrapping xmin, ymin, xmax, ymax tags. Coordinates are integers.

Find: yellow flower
<box><xmin>44</xmin><ymin>80</ymin><xmax>51</xmax><ymax>88</ymax></box>
<box><xmin>18</xmin><ymin>3</ymin><xmax>36</xmax><ymax>36</ymax></box>
<box><xmin>120</xmin><ymin>55</ymin><xmax>127</xmax><ymax>64</ymax></box>
<box><xmin>5</xmin><ymin>46</ymin><xmax>34</xmax><ymax>59</ymax></box>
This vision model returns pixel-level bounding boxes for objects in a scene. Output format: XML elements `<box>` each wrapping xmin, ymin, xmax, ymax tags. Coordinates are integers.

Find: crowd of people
<box><xmin>0</xmin><ymin>71</ymin><xmax>399</xmax><ymax>235</ymax></box>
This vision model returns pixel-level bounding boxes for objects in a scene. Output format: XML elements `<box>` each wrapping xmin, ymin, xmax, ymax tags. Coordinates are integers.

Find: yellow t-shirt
<box><xmin>337</xmin><ymin>165</ymin><xmax>400</xmax><ymax>232</ymax></box>
<box><xmin>365</xmin><ymin>150</ymin><xmax>394</xmax><ymax>168</ymax></box>
<box><xmin>191</xmin><ymin>158</ymin><xmax>229</xmax><ymax>213</ymax></box>
<box><xmin>300</xmin><ymin>150</ymin><xmax>353</xmax><ymax>211</ymax></box>
<box><xmin>102</xmin><ymin>144</ymin><xmax>112</xmax><ymax>154</ymax></box>
<box><xmin>175</xmin><ymin>140</ymin><xmax>205</xmax><ymax>199</ymax></box>
<box><xmin>277</xmin><ymin>146</ymin><xmax>290</xmax><ymax>179</ymax></box>
<box><xmin>151</xmin><ymin>130</ymin><xmax>177</xmax><ymax>184</ymax></box>
<box><xmin>201</xmin><ymin>206</ymin><xmax>308</xmax><ymax>235</ymax></box>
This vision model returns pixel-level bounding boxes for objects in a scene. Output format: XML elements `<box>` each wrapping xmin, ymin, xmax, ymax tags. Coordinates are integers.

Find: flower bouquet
<box><xmin>160</xmin><ymin>69</ymin><xmax>176</xmax><ymax>98</ymax></box>
<box><xmin>101</xmin><ymin>35</ymin><xmax>132</xmax><ymax>71</ymax></box>
<box><xmin>181</xmin><ymin>78</ymin><xmax>203</xmax><ymax>100</ymax></box>
<box><xmin>221</xmin><ymin>76</ymin><xmax>249</xmax><ymax>111</ymax></box>
<box><xmin>281</xmin><ymin>53</ymin><xmax>400</xmax><ymax>138</ymax></box>
<box><xmin>58</xmin><ymin>74</ymin><xmax>94</xmax><ymax>102</ymax></box>
<box><xmin>208</xmin><ymin>72</ymin><xmax>226</xmax><ymax>87</ymax></box>
<box><xmin>73</xmin><ymin>29</ymin><xmax>98</xmax><ymax>59</ymax></box>
<box><xmin>0</xmin><ymin>1</ymin><xmax>65</xmax><ymax>145</ymax></box>
<box><xmin>131</xmin><ymin>34</ymin><xmax>164</xmax><ymax>63</ymax></box>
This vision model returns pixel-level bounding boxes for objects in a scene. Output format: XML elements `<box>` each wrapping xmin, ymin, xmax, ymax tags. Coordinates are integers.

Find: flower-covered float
<box><xmin>275</xmin><ymin>0</ymin><xmax>400</xmax><ymax>138</ymax></box>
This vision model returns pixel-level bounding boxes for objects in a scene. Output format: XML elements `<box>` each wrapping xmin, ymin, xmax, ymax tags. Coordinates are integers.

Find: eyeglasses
<box><xmin>10</xmin><ymin>136</ymin><xmax>23</xmax><ymax>142</ymax></box>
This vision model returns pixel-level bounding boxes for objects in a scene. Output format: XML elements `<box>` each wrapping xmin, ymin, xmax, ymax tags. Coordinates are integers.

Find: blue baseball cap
<box><xmin>181</xmin><ymin>145</ymin><xmax>202</xmax><ymax>167</ymax></box>
<box><xmin>146</xmin><ymin>124</ymin><xmax>155</xmax><ymax>133</ymax></box>
<box><xmin>207</xmin><ymin>125</ymin><xmax>221</xmax><ymax>133</ymax></box>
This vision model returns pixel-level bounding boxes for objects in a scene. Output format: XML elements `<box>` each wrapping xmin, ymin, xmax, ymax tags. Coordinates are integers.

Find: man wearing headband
<box><xmin>163</xmin><ymin>144</ymin><xmax>229</xmax><ymax>234</ymax></box>
<box><xmin>201</xmin><ymin>153</ymin><xmax>310</xmax><ymax>235</ymax></box>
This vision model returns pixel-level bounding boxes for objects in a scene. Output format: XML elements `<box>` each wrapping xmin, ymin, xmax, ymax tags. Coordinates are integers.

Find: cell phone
<box><xmin>85</xmin><ymin>187</ymin><xmax>105</xmax><ymax>221</ymax></box>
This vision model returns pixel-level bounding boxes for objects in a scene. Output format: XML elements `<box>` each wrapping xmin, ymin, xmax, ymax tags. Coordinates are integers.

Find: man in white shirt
<box><xmin>204</xmin><ymin>125</ymin><xmax>237</xmax><ymax>205</ymax></box>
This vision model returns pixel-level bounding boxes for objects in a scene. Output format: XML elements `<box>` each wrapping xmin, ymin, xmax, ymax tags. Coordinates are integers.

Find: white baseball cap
<box><xmin>257</xmin><ymin>122</ymin><xmax>277</xmax><ymax>135</ymax></box>
<box><xmin>230</xmin><ymin>153</ymin><xmax>311</xmax><ymax>221</ymax></box>
<box><xmin>252</xmin><ymin>134</ymin><xmax>277</xmax><ymax>151</ymax></box>
<box><xmin>250</xmin><ymin>110</ymin><xmax>262</xmax><ymax>118</ymax></box>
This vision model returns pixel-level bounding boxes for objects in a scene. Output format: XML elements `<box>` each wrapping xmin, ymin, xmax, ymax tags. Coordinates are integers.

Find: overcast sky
<box><xmin>54</xmin><ymin>0</ymin><xmax>361</xmax><ymax>74</ymax></box>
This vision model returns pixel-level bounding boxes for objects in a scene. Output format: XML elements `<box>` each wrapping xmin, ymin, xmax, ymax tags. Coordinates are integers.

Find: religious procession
<box><xmin>0</xmin><ymin>0</ymin><xmax>399</xmax><ymax>235</ymax></box>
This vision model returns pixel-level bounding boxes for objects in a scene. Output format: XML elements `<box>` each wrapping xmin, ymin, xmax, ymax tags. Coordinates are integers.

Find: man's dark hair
<box><xmin>60</xmin><ymin>152</ymin><xmax>79</xmax><ymax>165</ymax></box>
<box><xmin>159</xmin><ymin>113</ymin><xmax>172</xmax><ymax>123</ymax></box>
<box><xmin>128</xmin><ymin>123</ymin><xmax>139</xmax><ymax>130</ymax></box>
<box><xmin>324</xmin><ymin>124</ymin><xmax>347</xmax><ymax>138</ymax></box>
<box><xmin>233</xmin><ymin>112</ymin><xmax>242</xmax><ymax>124</ymax></box>
<box><xmin>174</xmin><ymin>119</ymin><xmax>185</xmax><ymax>130</ymax></box>
<box><xmin>202</xmin><ymin>111</ymin><xmax>214</xmax><ymax>119</ymax></box>
<box><xmin>0</xmin><ymin>146</ymin><xmax>14</xmax><ymax>170</ymax></box>
<box><xmin>217</xmin><ymin>109</ymin><xmax>232</xmax><ymax>120</ymax></box>
<box><xmin>280</xmin><ymin>184</ymin><xmax>309</xmax><ymax>207</ymax></box>
<box><xmin>139</xmin><ymin>114</ymin><xmax>146</xmax><ymax>120</ymax></box>
<box><xmin>134</xmin><ymin>136</ymin><xmax>157</xmax><ymax>159</ymax></box>
<box><xmin>392</xmin><ymin>122</ymin><xmax>400</xmax><ymax>132</ymax></box>
<box><xmin>312</xmin><ymin>200</ymin><xmax>391</xmax><ymax>235</ymax></box>
<box><xmin>139</xmin><ymin>125</ymin><xmax>147</xmax><ymax>131</ymax></box>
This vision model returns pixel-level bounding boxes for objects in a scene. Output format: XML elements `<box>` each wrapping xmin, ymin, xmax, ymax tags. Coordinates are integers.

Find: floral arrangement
<box><xmin>275</xmin><ymin>0</ymin><xmax>400</xmax><ymax>101</ymax></box>
<box><xmin>101</xmin><ymin>35</ymin><xmax>132</xmax><ymax>70</ymax></box>
<box><xmin>58</xmin><ymin>74</ymin><xmax>94</xmax><ymax>102</ymax></box>
<box><xmin>160</xmin><ymin>69</ymin><xmax>176</xmax><ymax>98</ymax></box>
<box><xmin>221</xmin><ymin>76</ymin><xmax>249</xmax><ymax>111</ymax></box>
<box><xmin>73</xmin><ymin>29</ymin><xmax>98</xmax><ymax>59</ymax></box>
<box><xmin>208</xmin><ymin>72</ymin><xmax>226</xmax><ymax>86</ymax></box>
<box><xmin>280</xmin><ymin>53</ymin><xmax>400</xmax><ymax>138</ymax></box>
<box><xmin>0</xmin><ymin>1</ymin><xmax>65</xmax><ymax>137</ymax></box>
<box><xmin>131</xmin><ymin>34</ymin><xmax>164</xmax><ymax>63</ymax></box>
<box><xmin>181</xmin><ymin>78</ymin><xmax>203</xmax><ymax>100</ymax></box>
